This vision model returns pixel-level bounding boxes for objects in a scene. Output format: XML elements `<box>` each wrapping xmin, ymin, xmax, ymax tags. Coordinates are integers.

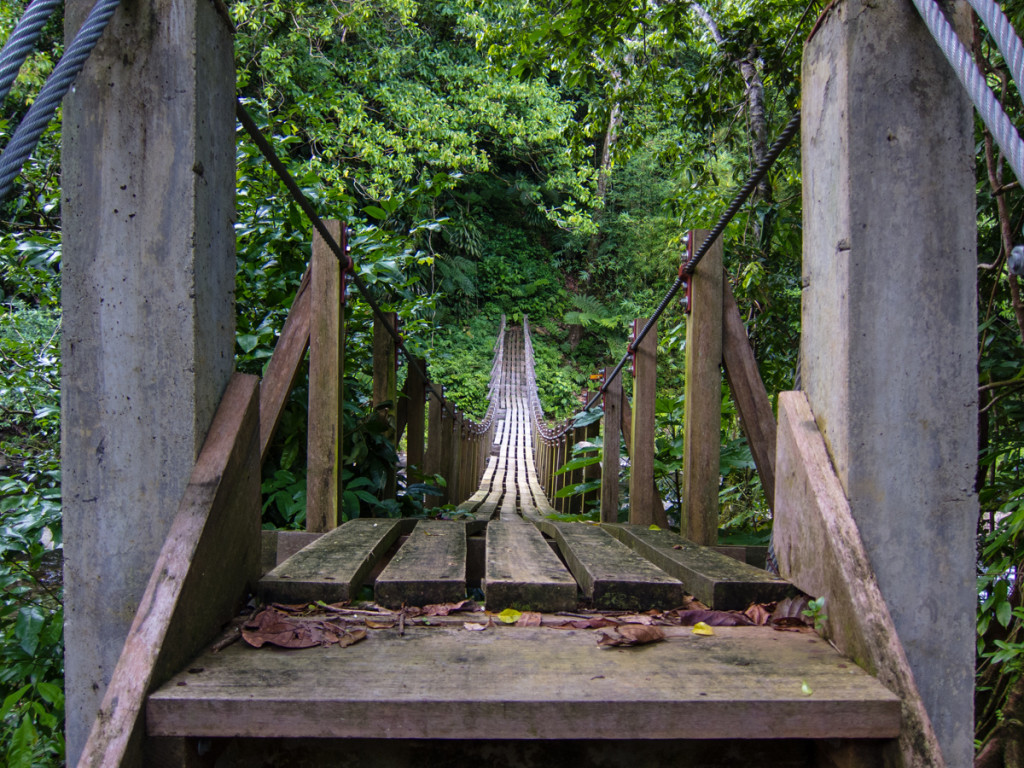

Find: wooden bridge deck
<box><xmin>144</xmin><ymin>325</ymin><xmax>902</xmax><ymax>754</ymax></box>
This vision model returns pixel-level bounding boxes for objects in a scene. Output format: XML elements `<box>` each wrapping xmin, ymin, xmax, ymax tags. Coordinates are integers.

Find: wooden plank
<box><xmin>602</xmin><ymin>524</ymin><xmax>789</xmax><ymax>609</ymax></box>
<box><xmin>258</xmin><ymin>519</ymin><xmax>407</xmax><ymax>604</ymax></box>
<box><xmin>406</xmin><ymin>358</ymin><xmax>426</xmax><ymax>481</ymax></box>
<box><xmin>79</xmin><ymin>374</ymin><xmax>261</xmax><ymax>768</ymax></box>
<box><xmin>259</xmin><ymin>266</ymin><xmax>311</xmax><ymax>465</ymax></box>
<box><xmin>373</xmin><ymin>312</ymin><xmax>398</xmax><ymax>500</ymax></box>
<box><xmin>620</xmin><ymin>394</ymin><xmax>669</xmax><ymax>528</ymax></box>
<box><xmin>629</xmin><ymin>318</ymin><xmax>658</xmax><ymax>525</ymax></box>
<box><xmin>537</xmin><ymin>522</ymin><xmax>683</xmax><ymax>610</ymax></box>
<box><xmin>483</xmin><ymin>521</ymin><xmax>577</xmax><ymax>612</ymax></box>
<box><xmin>774</xmin><ymin>391</ymin><xmax>944</xmax><ymax>767</ymax></box>
<box><xmin>682</xmin><ymin>228</ymin><xmax>723</xmax><ymax>545</ymax></box>
<box><xmin>424</xmin><ymin>393</ymin><xmax>443</xmax><ymax>508</ymax></box>
<box><xmin>306</xmin><ymin>220</ymin><xmax>345</xmax><ymax>532</ymax></box>
<box><xmin>148</xmin><ymin>625</ymin><xmax>901</xmax><ymax>741</ymax></box>
<box><xmin>722</xmin><ymin>275</ymin><xmax>777</xmax><ymax>512</ymax></box>
<box><xmin>600</xmin><ymin>372</ymin><xmax>621</xmax><ymax>523</ymax></box>
<box><xmin>375</xmin><ymin>521</ymin><xmax>467</xmax><ymax>607</ymax></box>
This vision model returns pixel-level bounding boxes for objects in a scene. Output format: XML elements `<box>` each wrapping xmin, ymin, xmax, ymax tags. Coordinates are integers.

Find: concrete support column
<box><xmin>799</xmin><ymin>1</ymin><xmax>976</xmax><ymax>764</ymax></box>
<box><xmin>61</xmin><ymin>0</ymin><xmax>235</xmax><ymax>763</ymax></box>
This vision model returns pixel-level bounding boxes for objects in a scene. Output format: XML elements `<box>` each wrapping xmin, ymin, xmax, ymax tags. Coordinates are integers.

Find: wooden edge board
<box><xmin>483</xmin><ymin>521</ymin><xmax>577</xmax><ymax>612</ymax></box>
<box><xmin>79</xmin><ymin>373</ymin><xmax>261</xmax><ymax>768</ymax></box>
<box><xmin>258</xmin><ymin>519</ymin><xmax>404</xmax><ymax>604</ymax></box>
<box><xmin>375</xmin><ymin>521</ymin><xmax>467</xmax><ymax>608</ymax></box>
<box><xmin>602</xmin><ymin>524</ymin><xmax>789</xmax><ymax>610</ymax></box>
<box><xmin>537</xmin><ymin>521</ymin><xmax>684</xmax><ymax>610</ymax></box>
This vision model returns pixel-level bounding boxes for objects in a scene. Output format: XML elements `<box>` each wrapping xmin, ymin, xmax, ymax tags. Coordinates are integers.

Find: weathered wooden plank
<box><xmin>258</xmin><ymin>519</ymin><xmax>407</xmax><ymax>604</ymax></box>
<box><xmin>602</xmin><ymin>524</ymin><xmax>789</xmax><ymax>609</ymax></box>
<box><xmin>148</xmin><ymin>625</ymin><xmax>901</xmax><ymax>741</ymax></box>
<box><xmin>375</xmin><ymin>521</ymin><xmax>467</xmax><ymax>607</ymax></box>
<box><xmin>774</xmin><ymin>391</ymin><xmax>943</xmax><ymax>767</ymax></box>
<box><xmin>600</xmin><ymin>372</ymin><xmax>621</xmax><ymax>524</ymax></box>
<box><xmin>423</xmin><ymin>393</ymin><xmax>443</xmax><ymax>509</ymax></box>
<box><xmin>80</xmin><ymin>374</ymin><xmax>261</xmax><ymax>768</ymax></box>
<box><xmin>537</xmin><ymin>522</ymin><xmax>683</xmax><ymax>610</ymax></box>
<box><xmin>306</xmin><ymin>221</ymin><xmax>345</xmax><ymax>532</ymax></box>
<box><xmin>722</xmin><ymin>275</ymin><xmax>777</xmax><ymax>512</ymax></box>
<box><xmin>682</xmin><ymin>228</ymin><xmax>723</xmax><ymax>545</ymax></box>
<box><xmin>484</xmin><ymin>521</ymin><xmax>577</xmax><ymax>612</ymax></box>
<box><xmin>373</xmin><ymin>312</ymin><xmax>398</xmax><ymax>500</ymax></box>
<box><xmin>629</xmin><ymin>318</ymin><xmax>658</xmax><ymax>525</ymax></box>
<box><xmin>259</xmin><ymin>266</ymin><xmax>311</xmax><ymax>465</ymax></box>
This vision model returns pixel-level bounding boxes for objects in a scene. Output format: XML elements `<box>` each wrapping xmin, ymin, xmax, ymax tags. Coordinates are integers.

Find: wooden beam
<box><xmin>682</xmin><ymin>229</ymin><xmax>723</xmax><ymax>545</ymax></box>
<box><xmin>306</xmin><ymin>221</ymin><xmax>345</xmax><ymax>532</ymax></box>
<box><xmin>375</xmin><ymin>521</ymin><xmax>467</xmax><ymax>607</ymax></box>
<box><xmin>600</xmin><ymin>372</ymin><xmax>622</xmax><ymax>523</ymax></box>
<box><xmin>483</xmin><ymin>520</ymin><xmax>577</xmax><ymax>612</ymax></box>
<box><xmin>628</xmin><ymin>319</ymin><xmax>667</xmax><ymax>527</ymax></box>
<box><xmin>619</xmin><ymin>395</ymin><xmax>669</xmax><ymax>528</ymax></box>
<box><xmin>373</xmin><ymin>312</ymin><xmax>398</xmax><ymax>501</ymax></box>
<box><xmin>773</xmin><ymin>391</ymin><xmax>945</xmax><ymax>768</ymax></box>
<box><xmin>424</xmin><ymin>392</ymin><xmax>443</xmax><ymax>508</ymax></box>
<box><xmin>259</xmin><ymin>267</ymin><xmax>311</xmax><ymax>465</ymax></box>
<box><xmin>78</xmin><ymin>374</ymin><xmax>261</xmax><ymax>768</ymax></box>
<box><xmin>406</xmin><ymin>358</ymin><xmax>427</xmax><ymax>481</ymax></box>
<box><xmin>721</xmin><ymin>275</ymin><xmax>777</xmax><ymax>512</ymax></box>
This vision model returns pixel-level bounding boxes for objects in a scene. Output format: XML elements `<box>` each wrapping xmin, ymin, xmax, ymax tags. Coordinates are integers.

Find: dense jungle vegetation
<box><xmin>0</xmin><ymin>0</ymin><xmax>1022</xmax><ymax>764</ymax></box>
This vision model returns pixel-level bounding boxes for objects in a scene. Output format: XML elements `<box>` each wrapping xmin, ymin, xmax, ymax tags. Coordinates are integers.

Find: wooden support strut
<box><xmin>628</xmin><ymin>317</ymin><xmax>659</xmax><ymax>526</ymax></box>
<box><xmin>373</xmin><ymin>312</ymin><xmax>398</xmax><ymax>501</ymax></box>
<box><xmin>600</xmin><ymin>369</ymin><xmax>622</xmax><ymax>523</ymax></box>
<box><xmin>307</xmin><ymin>221</ymin><xmax>346</xmax><ymax>532</ymax></box>
<box><xmin>682</xmin><ymin>229</ymin><xmax>723</xmax><ymax>545</ymax></box>
<box><xmin>405</xmin><ymin>357</ymin><xmax>427</xmax><ymax>482</ymax></box>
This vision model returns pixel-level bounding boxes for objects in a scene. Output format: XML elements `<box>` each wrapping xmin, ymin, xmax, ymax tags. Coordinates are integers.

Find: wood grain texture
<box><xmin>374</xmin><ymin>521</ymin><xmax>467</xmax><ymax>607</ymax></box>
<box><xmin>774</xmin><ymin>391</ymin><xmax>944</xmax><ymax>768</ymax></box>
<box><xmin>405</xmin><ymin>359</ymin><xmax>426</xmax><ymax>481</ymax></box>
<box><xmin>484</xmin><ymin>520</ymin><xmax>577</xmax><ymax>612</ymax></box>
<box><xmin>372</xmin><ymin>312</ymin><xmax>398</xmax><ymax>500</ymax></box>
<box><xmin>628</xmin><ymin>318</ymin><xmax>657</xmax><ymax>525</ymax></box>
<box><xmin>603</xmin><ymin>524</ymin><xmax>789</xmax><ymax>609</ymax></box>
<box><xmin>722</xmin><ymin>275</ymin><xmax>777</xmax><ymax>511</ymax></box>
<box><xmin>423</xmin><ymin>393</ymin><xmax>443</xmax><ymax>508</ymax></box>
<box><xmin>258</xmin><ymin>519</ymin><xmax>406</xmax><ymax>603</ymax></box>
<box><xmin>538</xmin><ymin>522</ymin><xmax>683</xmax><ymax>610</ymax></box>
<box><xmin>259</xmin><ymin>267</ymin><xmax>311</xmax><ymax>465</ymax></box>
<box><xmin>79</xmin><ymin>374</ymin><xmax>261</xmax><ymax>768</ymax></box>
<box><xmin>682</xmin><ymin>229</ymin><xmax>723</xmax><ymax>545</ymax></box>
<box><xmin>306</xmin><ymin>221</ymin><xmax>344</xmax><ymax>532</ymax></box>
<box><xmin>147</xmin><ymin>625</ymin><xmax>901</xmax><ymax>741</ymax></box>
<box><xmin>600</xmin><ymin>373</ymin><xmax>622</xmax><ymax>523</ymax></box>
<box><xmin>620</xmin><ymin>395</ymin><xmax>669</xmax><ymax>528</ymax></box>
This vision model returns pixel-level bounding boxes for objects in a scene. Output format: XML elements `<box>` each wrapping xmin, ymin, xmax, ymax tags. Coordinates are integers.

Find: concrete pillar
<box><xmin>61</xmin><ymin>0</ymin><xmax>235</xmax><ymax>763</ymax></box>
<box><xmin>799</xmin><ymin>1</ymin><xmax>976</xmax><ymax>764</ymax></box>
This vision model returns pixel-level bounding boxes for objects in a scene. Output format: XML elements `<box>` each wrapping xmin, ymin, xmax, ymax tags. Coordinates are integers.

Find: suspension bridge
<box><xmin>0</xmin><ymin>0</ymin><xmax>994</xmax><ymax>765</ymax></box>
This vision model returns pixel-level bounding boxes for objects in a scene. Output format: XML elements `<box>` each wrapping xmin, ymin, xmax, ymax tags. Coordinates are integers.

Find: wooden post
<box><xmin>307</xmin><ymin>220</ymin><xmax>346</xmax><ymax>532</ymax></box>
<box><xmin>373</xmin><ymin>312</ymin><xmax>398</xmax><ymax>501</ymax></box>
<box><xmin>621</xmin><ymin>395</ymin><xmax>669</xmax><ymax>528</ymax></box>
<box><xmin>424</xmin><ymin>393</ymin><xmax>443</xmax><ymax>508</ymax></box>
<box><xmin>566</xmin><ymin>425</ymin><xmax>584</xmax><ymax>515</ymax></box>
<box><xmin>682</xmin><ymin>230</ymin><xmax>722</xmax><ymax>545</ymax></box>
<box><xmin>406</xmin><ymin>359</ymin><xmax>427</xmax><ymax>482</ymax></box>
<box><xmin>721</xmin><ymin>276</ymin><xmax>776</xmax><ymax>512</ymax></box>
<box><xmin>600</xmin><ymin>371</ymin><xmax>622</xmax><ymax>523</ymax></box>
<box><xmin>583</xmin><ymin>420</ymin><xmax>601</xmax><ymax>515</ymax></box>
<box><xmin>629</xmin><ymin>318</ymin><xmax>657</xmax><ymax>525</ymax></box>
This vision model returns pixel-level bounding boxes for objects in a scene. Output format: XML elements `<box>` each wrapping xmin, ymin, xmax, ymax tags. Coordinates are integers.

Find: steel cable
<box><xmin>580</xmin><ymin>109</ymin><xmax>802</xmax><ymax>413</ymax></box>
<box><xmin>0</xmin><ymin>0</ymin><xmax>61</xmax><ymax>105</ymax></box>
<box><xmin>0</xmin><ymin>0</ymin><xmax>121</xmax><ymax>201</ymax></box>
<box><xmin>911</xmin><ymin>0</ymin><xmax>1024</xmax><ymax>185</ymax></box>
<box><xmin>966</xmin><ymin>0</ymin><xmax>1024</xmax><ymax>103</ymax></box>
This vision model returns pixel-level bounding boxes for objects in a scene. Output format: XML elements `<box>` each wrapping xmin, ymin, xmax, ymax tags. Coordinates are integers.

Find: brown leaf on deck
<box><xmin>516</xmin><ymin>611</ymin><xmax>542</xmax><ymax>627</ymax></box>
<box><xmin>597</xmin><ymin>624</ymin><xmax>666</xmax><ymax>647</ymax></box>
<box><xmin>423</xmin><ymin>599</ymin><xmax>478</xmax><ymax>616</ymax></box>
<box><xmin>364</xmin><ymin>617</ymin><xmax>396</xmax><ymax>629</ymax></box>
<box><xmin>743</xmin><ymin>603</ymin><xmax>773</xmax><ymax>626</ymax></box>
<box><xmin>553</xmin><ymin>616</ymin><xmax>619</xmax><ymax>630</ymax></box>
<box><xmin>241</xmin><ymin>608</ymin><xmax>367</xmax><ymax>649</ymax></box>
<box><xmin>669</xmin><ymin>609</ymin><xmax>754</xmax><ymax>627</ymax></box>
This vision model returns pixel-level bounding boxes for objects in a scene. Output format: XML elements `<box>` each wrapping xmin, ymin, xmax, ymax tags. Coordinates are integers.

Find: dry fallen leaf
<box><xmin>423</xmin><ymin>599</ymin><xmax>476</xmax><ymax>616</ymax></box>
<box><xmin>464</xmin><ymin>622</ymin><xmax>488</xmax><ymax>631</ymax></box>
<box><xmin>743</xmin><ymin>603</ymin><xmax>773</xmax><ymax>626</ymax></box>
<box><xmin>241</xmin><ymin>608</ymin><xmax>367</xmax><ymax>649</ymax></box>
<box><xmin>597</xmin><ymin>624</ymin><xmax>666</xmax><ymax>647</ymax></box>
<box><xmin>670</xmin><ymin>609</ymin><xmax>753</xmax><ymax>627</ymax></box>
<box><xmin>516</xmin><ymin>611</ymin><xmax>542</xmax><ymax>627</ymax></box>
<box><xmin>364</xmin><ymin>618</ymin><xmax>396</xmax><ymax>629</ymax></box>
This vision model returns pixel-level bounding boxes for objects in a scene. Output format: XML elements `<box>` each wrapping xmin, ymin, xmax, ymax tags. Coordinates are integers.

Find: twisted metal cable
<box><xmin>911</xmin><ymin>0</ymin><xmax>1024</xmax><ymax>185</ymax></box>
<box><xmin>0</xmin><ymin>0</ymin><xmax>61</xmax><ymax>104</ymax></box>
<box><xmin>0</xmin><ymin>0</ymin><xmax>121</xmax><ymax>201</ymax></box>
<box><xmin>966</xmin><ymin>0</ymin><xmax>1024</xmax><ymax>103</ymax></box>
<box><xmin>581</xmin><ymin>109</ymin><xmax>802</xmax><ymax>413</ymax></box>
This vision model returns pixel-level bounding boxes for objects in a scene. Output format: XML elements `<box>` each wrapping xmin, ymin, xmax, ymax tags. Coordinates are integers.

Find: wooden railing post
<box><xmin>600</xmin><ymin>370</ymin><xmax>622</xmax><ymax>523</ymax></box>
<box><xmin>406</xmin><ymin>358</ymin><xmax>427</xmax><ymax>482</ymax></box>
<box><xmin>582</xmin><ymin>419</ymin><xmax>601</xmax><ymax>514</ymax></box>
<box><xmin>424</xmin><ymin>392</ymin><xmax>443</xmax><ymax>508</ymax></box>
<box><xmin>307</xmin><ymin>220</ymin><xmax>346</xmax><ymax>532</ymax></box>
<box><xmin>629</xmin><ymin>318</ymin><xmax>658</xmax><ymax>525</ymax></box>
<box><xmin>682</xmin><ymin>229</ymin><xmax>723</xmax><ymax>545</ymax></box>
<box><xmin>373</xmin><ymin>312</ymin><xmax>398</xmax><ymax>502</ymax></box>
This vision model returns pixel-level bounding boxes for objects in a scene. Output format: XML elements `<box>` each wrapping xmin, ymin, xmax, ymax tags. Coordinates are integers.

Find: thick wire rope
<box><xmin>911</xmin><ymin>0</ymin><xmax>1024</xmax><ymax>186</ymax></box>
<box><xmin>235</xmin><ymin>99</ymin><xmax>480</xmax><ymax>423</ymax></box>
<box><xmin>0</xmin><ymin>0</ymin><xmax>121</xmax><ymax>201</ymax></box>
<box><xmin>0</xmin><ymin>0</ymin><xmax>61</xmax><ymax>105</ymax></box>
<box><xmin>580</xmin><ymin>109</ymin><xmax>802</xmax><ymax>414</ymax></box>
<box><xmin>966</xmin><ymin>0</ymin><xmax>1024</xmax><ymax>103</ymax></box>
